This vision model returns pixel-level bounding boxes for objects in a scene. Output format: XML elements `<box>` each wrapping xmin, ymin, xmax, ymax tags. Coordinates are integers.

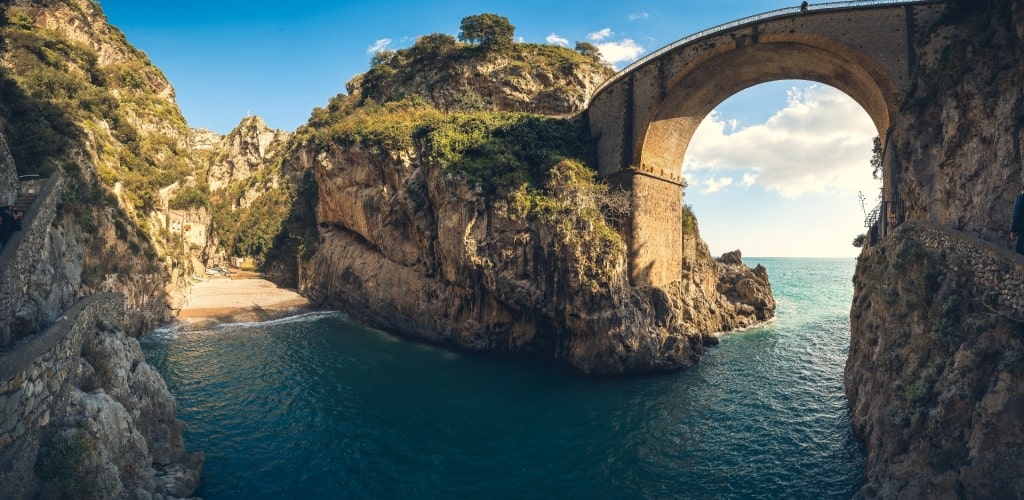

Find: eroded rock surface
<box><xmin>299</xmin><ymin>142</ymin><xmax>775</xmax><ymax>375</ymax></box>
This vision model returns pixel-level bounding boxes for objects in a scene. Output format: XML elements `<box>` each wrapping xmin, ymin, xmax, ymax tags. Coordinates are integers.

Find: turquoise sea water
<box><xmin>140</xmin><ymin>257</ymin><xmax>864</xmax><ymax>499</ymax></box>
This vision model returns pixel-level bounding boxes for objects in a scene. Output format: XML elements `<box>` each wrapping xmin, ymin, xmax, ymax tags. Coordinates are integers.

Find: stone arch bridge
<box><xmin>587</xmin><ymin>0</ymin><xmax>944</xmax><ymax>286</ymax></box>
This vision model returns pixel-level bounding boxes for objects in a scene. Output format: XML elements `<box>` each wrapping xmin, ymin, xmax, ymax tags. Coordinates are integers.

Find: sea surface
<box><xmin>140</xmin><ymin>257</ymin><xmax>864</xmax><ymax>499</ymax></box>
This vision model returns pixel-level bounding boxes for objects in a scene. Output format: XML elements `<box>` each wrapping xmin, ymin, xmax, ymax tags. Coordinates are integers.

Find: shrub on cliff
<box><xmin>306</xmin><ymin>95</ymin><xmax>595</xmax><ymax>197</ymax></box>
<box><xmin>168</xmin><ymin>182</ymin><xmax>210</xmax><ymax>210</ymax></box>
<box><xmin>35</xmin><ymin>429</ymin><xmax>99</xmax><ymax>498</ymax></box>
<box><xmin>505</xmin><ymin>159</ymin><xmax>628</xmax><ymax>291</ymax></box>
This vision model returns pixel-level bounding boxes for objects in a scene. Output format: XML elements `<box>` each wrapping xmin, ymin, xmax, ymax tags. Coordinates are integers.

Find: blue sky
<box><xmin>95</xmin><ymin>0</ymin><xmax>879</xmax><ymax>258</ymax></box>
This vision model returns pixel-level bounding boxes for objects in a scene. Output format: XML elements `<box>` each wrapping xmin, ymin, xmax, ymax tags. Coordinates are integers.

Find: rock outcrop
<box><xmin>64</xmin><ymin>317</ymin><xmax>202</xmax><ymax>498</ymax></box>
<box><xmin>0</xmin><ymin>294</ymin><xmax>201</xmax><ymax>499</ymax></box>
<box><xmin>846</xmin><ymin>1</ymin><xmax>1024</xmax><ymax>496</ymax></box>
<box><xmin>297</xmin><ymin>140</ymin><xmax>774</xmax><ymax>375</ymax></box>
<box><xmin>849</xmin><ymin>222</ymin><xmax>1024</xmax><ymax>498</ymax></box>
<box><xmin>353</xmin><ymin>42</ymin><xmax>614</xmax><ymax>116</ymax></box>
<box><xmin>281</xmin><ymin>27</ymin><xmax>775</xmax><ymax>376</ymax></box>
<box><xmin>205</xmin><ymin>116</ymin><xmax>290</xmax><ymax>193</ymax></box>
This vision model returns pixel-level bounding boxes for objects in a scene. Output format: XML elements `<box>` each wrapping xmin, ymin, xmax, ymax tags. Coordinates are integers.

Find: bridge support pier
<box><xmin>614</xmin><ymin>170</ymin><xmax>684</xmax><ymax>287</ymax></box>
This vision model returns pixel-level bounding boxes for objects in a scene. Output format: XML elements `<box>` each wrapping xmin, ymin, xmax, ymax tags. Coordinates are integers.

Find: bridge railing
<box><xmin>589</xmin><ymin>0</ymin><xmax>940</xmax><ymax>100</ymax></box>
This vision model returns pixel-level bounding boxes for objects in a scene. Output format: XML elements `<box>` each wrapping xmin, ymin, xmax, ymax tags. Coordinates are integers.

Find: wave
<box><xmin>147</xmin><ymin>310</ymin><xmax>347</xmax><ymax>338</ymax></box>
<box><xmin>209</xmin><ymin>310</ymin><xmax>345</xmax><ymax>330</ymax></box>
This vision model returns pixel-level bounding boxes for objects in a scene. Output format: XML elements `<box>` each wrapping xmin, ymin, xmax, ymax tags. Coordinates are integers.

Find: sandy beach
<box><xmin>176</xmin><ymin>275</ymin><xmax>312</xmax><ymax>325</ymax></box>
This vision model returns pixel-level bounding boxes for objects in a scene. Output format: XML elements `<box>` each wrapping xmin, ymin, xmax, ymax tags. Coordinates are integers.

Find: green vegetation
<box><xmin>210</xmin><ymin>180</ymin><xmax>295</xmax><ymax>268</ymax></box>
<box><xmin>870</xmin><ymin>136</ymin><xmax>883</xmax><ymax>179</ymax></box>
<box><xmin>2</xmin><ymin>7</ymin><xmax>192</xmax><ymax>203</ymax></box>
<box><xmin>505</xmin><ymin>159</ymin><xmax>627</xmax><ymax>290</ymax></box>
<box><xmin>458</xmin><ymin>13</ymin><xmax>515</xmax><ymax>52</ymax></box>
<box><xmin>357</xmin><ymin>14</ymin><xmax>611</xmax><ymax>110</ymax></box>
<box><xmin>306</xmin><ymin>95</ymin><xmax>597</xmax><ymax>198</ymax></box>
<box><xmin>168</xmin><ymin>181</ymin><xmax>210</xmax><ymax>210</ymax></box>
<box><xmin>0</xmin><ymin>67</ymin><xmax>71</xmax><ymax>177</ymax></box>
<box><xmin>682</xmin><ymin>204</ymin><xmax>698</xmax><ymax>235</ymax></box>
<box><xmin>35</xmin><ymin>429</ymin><xmax>100</xmax><ymax>499</ymax></box>
<box><xmin>574</xmin><ymin>41</ymin><xmax>601</xmax><ymax>60</ymax></box>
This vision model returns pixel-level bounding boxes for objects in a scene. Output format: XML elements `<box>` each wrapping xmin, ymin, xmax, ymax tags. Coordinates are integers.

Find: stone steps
<box><xmin>11</xmin><ymin>193</ymin><xmax>36</xmax><ymax>212</ymax></box>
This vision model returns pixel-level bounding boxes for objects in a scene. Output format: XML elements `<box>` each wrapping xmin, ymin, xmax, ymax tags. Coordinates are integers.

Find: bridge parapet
<box><xmin>590</xmin><ymin>0</ymin><xmax>940</xmax><ymax>102</ymax></box>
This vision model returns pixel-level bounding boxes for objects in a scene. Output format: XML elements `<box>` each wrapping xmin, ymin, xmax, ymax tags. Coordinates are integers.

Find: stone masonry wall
<box><xmin>0</xmin><ymin>171</ymin><xmax>67</xmax><ymax>348</ymax></box>
<box><xmin>0</xmin><ymin>292</ymin><xmax>122</xmax><ymax>498</ymax></box>
<box><xmin>910</xmin><ymin>221</ymin><xmax>1024</xmax><ymax>316</ymax></box>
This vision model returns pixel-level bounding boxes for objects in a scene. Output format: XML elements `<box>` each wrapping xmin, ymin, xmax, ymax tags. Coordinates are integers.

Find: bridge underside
<box><xmin>640</xmin><ymin>38</ymin><xmax>895</xmax><ymax>176</ymax></box>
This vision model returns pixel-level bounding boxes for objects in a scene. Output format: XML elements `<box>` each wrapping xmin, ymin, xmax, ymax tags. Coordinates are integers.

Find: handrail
<box><xmin>589</xmin><ymin>0</ymin><xmax>941</xmax><ymax>100</ymax></box>
<box><xmin>865</xmin><ymin>201</ymin><xmax>882</xmax><ymax>228</ymax></box>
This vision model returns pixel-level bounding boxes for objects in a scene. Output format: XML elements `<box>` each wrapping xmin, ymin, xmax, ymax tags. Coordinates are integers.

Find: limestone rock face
<box><xmin>848</xmin><ymin>224</ymin><xmax>1024</xmax><ymax>498</ymax></box>
<box><xmin>299</xmin><ymin>142</ymin><xmax>774</xmax><ymax>375</ymax></box>
<box><xmin>846</xmin><ymin>1</ymin><xmax>1024</xmax><ymax>496</ymax></box>
<box><xmin>56</xmin><ymin>319</ymin><xmax>202</xmax><ymax>498</ymax></box>
<box><xmin>205</xmin><ymin>116</ymin><xmax>290</xmax><ymax>193</ymax></box>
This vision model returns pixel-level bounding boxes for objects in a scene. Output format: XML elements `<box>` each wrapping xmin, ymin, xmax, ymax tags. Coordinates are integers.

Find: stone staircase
<box><xmin>12</xmin><ymin>176</ymin><xmax>43</xmax><ymax>212</ymax></box>
<box><xmin>12</xmin><ymin>190</ymin><xmax>37</xmax><ymax>213</ymax></box>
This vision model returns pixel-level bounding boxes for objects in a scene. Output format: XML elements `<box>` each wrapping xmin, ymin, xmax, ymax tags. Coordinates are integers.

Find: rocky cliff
<box><xmin>0</xmin><ymin>295</ymin><xmax>201</xmax><ymax>499</ymax></box>
<box><xmin>299</xmin><ymin>144</ymin><xmax>773</xmax><ymax>374</ymax></box>
<box><xmin>204</xmin><ymin>116</ymin><xmax>290</xmax><ymax>193</ymax></box>
<box><xmin>0</xmin><ymin>1</ymin><xmax>205</xmax><ymax>496</ymax></box>
<box><xmin>290</xmin><ymin>34</ymin><xmax>774</xmax><ymax>375</ymax></box>
<box><xmin>0</xmin><ymin>0</ymin><xmax>194</xmax><ymax>333</ymax></box>
<box><xmin>846</xmin><ymin>0</ymin><xmax>1024</xmax><ymax>496</ymax></box>
<box><xmin>354</xmin><ymin>36</ymin><xmax>613</xmax><ymax>115</ymax></box>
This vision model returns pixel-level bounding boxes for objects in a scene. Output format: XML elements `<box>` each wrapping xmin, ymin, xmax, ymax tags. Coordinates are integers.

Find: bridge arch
<box><xmin>586</xmin><ymin>0</ymin><xmax>944</xmax><ymax>286</ymax></box>
<box><xmin>641</xmin><ymin>34</ymin><xmax>894</xmax><ymax>177</ymax></box>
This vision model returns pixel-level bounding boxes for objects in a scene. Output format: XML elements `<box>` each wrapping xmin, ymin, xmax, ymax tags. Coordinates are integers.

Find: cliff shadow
<box><xmin>262</xmin><ymin>168</ymin><xmax>320</xmax><ymax>288</ymax></box>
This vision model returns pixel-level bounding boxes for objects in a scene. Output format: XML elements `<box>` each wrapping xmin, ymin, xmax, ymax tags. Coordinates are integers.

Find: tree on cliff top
<box><xmin>575</xmin><ymin>41</ymin><xmax>601</xmax><ymax>60</ymax></box>
<box><xmin>459</xmin><ymin>14</ymin><xmax>514</xmax><ymax>52</ymax></box>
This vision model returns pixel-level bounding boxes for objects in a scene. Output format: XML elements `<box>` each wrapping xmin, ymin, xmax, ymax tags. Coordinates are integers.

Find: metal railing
<box><xmin>589</xmin><ymin>0</ymin><xmax>940</xmax><ymax>99</ymax></box>
<box><xmin>865</xmin><ymin>201</ymin><xmax>882</xmax><ymax>228</ymax></box>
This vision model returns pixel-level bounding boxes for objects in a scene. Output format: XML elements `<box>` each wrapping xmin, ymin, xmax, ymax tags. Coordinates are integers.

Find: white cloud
<box><xmin>596</xmin><ymin>39</ymin><xmax>645</xmax><ymax>67</ymax></box>
<box><xmin>546</xmin><ymin>33</ymin><xmax>569</xmax><ymax>46</ymax></box>
<box><xmin>367</xmin><ymin>38</ymin><xmax>392</xmax><ymax>53</ymax></box>
<box><xmin>683</xmin><ymin>84</ymin><xmax>877</xmax><ymax>199</ymax></box>
<box><xmin>588</xmin><ymin>28</ymin><xmax>614</xmax><ymax>41</ymax></box>
<box><xmin>700</xmin><ymin>176</ymin><xmax>734</xmax><ymax>194</ymax></box>
<box><xmin>629</xmin><ymin>12</ymin><xmax>650</xmax><ymax>21</ymax></box>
